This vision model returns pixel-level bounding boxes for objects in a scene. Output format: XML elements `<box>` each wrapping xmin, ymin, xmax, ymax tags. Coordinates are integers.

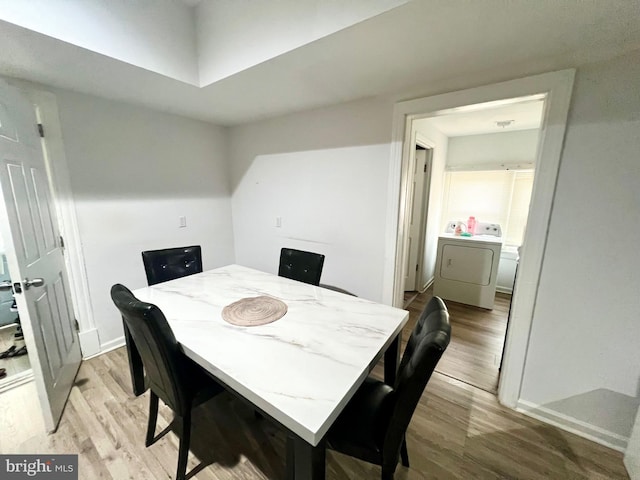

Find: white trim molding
<box><xmin>517</xmin><ymin>400</ymin><xmax>629</xmax><ymax>452</ymax></box>
<box><xmin>86</xmin><ymin>335</ymin><xmax>126</xmax><ymax>360</ymax></box>
<box><xmin>385</xmin><ymin>70</ymin><xmax>575</xmax><ymax>409</ymax></box>
<box><xmin>78</xmin><ymin>328</ymin><xmax>101</xmax><ymax>358</ymax></box>
<box><xmin>624</xmin><ymin>407</ymin><xmax>640</xmax><ymax>478</ymax></box>
<box><xmin>0</xmin><ymin>369</ymin><xmax>34</xmax><ymax>394</ymax></box>
<box><xmin>495</xmin><ymin>285</ymin><xmax>514</xmax><ymax>294</ymax></box>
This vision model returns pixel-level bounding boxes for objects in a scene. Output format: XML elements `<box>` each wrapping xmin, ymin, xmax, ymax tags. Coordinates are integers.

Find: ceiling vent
<box><xmin>496</xmin><ymin>120</ymin><xmax>515</xmax><ymax>128</ymax></box>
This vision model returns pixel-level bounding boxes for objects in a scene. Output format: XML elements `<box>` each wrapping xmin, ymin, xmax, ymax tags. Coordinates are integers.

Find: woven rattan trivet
<box><xmin>221</xmin><ymin>296</ymin><xmax>288</xmax><ymax>326</ymax></box>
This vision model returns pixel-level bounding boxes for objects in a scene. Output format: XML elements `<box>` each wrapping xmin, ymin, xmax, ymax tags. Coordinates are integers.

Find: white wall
<box><xmin>446</xmin><ymin>129</ymin><xmax>539</xmax><ymax>170</ymax></box>
<box><xmin>413</xmin><ymin>121</ymin><xmax>448</xmax><ymax>289</ymax></box>
<box><xmin>0</xmin><ymin>0</ymin><xmax>198</xmax><ymax>84</ymax></box>
<box><xmin>520</xmin><ymin>51</ymin><xmax>640</xmax><ymax>445</ymax></box>
<box><xmin>229</xmin><ymin>97</ymin><xmax>394</xmax><ymax>301</ymax></box>
<box><xmin>196</xmin><ymin>0</ymin><xmax>407</xmax><ymax>85</ymax></box>
<box><xmin>52</xmin><ymin>89</ymin><xmax>234</xmax><ymax>350</ymax></box>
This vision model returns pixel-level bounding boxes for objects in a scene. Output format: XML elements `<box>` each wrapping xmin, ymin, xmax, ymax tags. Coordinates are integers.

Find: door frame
<box><xmin>15</xmin><ymin>84</ymin><xmax>98</xmax><ymax>357</ymax></box>
<box><xmin>382</xmin><ymin>70</ymin><xmax>575</xmax><ymax>408</ymax></box>
<box><xmin>402</xmin><ymin>133</ymin><xmax>429</xmax><ymax>292</ymax></box>
<box><xmin>414</xmin><ymin>135</ymin><xmax>433</xmax><ymax>292</ymax></box>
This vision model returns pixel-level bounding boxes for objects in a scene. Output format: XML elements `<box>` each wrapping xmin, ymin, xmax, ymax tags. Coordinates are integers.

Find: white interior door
<box><xmin>404</xmin><ymin>148</ymin><xmax>428</xmax><ymax>291</ymax></box>
<box><xmin>0</xmin><ymin>80</ymin><xmax>81</xmax><ymax>432</ymax></box>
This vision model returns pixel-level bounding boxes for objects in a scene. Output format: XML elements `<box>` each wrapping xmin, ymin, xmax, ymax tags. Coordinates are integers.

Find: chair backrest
<box><xmin>384</xmin><ymin>296</ymin><xmax>451</xmax><ymax>464</ymax></box>
<box><xmin>142</xmin><ymin>246</ymin><xmax>202</xmax><ymax>286</ymax></box>
<box><xmin>278</xmin><ymin>248</ymin><xmax>325</xmax><ymax>286</ymax></box>
<box><xmin>110</xmin><ymin>284</ymin><xmax>190</xmax><ymax>414</ymax></box>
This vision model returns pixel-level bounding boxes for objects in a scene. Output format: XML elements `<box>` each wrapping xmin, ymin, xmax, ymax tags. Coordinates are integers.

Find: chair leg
<box><xmin>176</xmin><ymin>409</ymin><xmax>192</xmax><ymax>480</ymax></box>
<box><xmin>400</xmin><ymin>436</ymin><xmax>410</xmax><ymax>467</ymax></box>
<box><xmin>286</xmin><ymin>435</ymin><xmax>295</xmax><ymax>480</ymax></box>
<box><xmin>381</xmin><ymin>465</ymin><xmax>395</xmax><ymax>480</ymax></box>
<box><xmin>145</xmin><ymin>391</ymin><xmax>159</xmax><ymax>447</ymax></box>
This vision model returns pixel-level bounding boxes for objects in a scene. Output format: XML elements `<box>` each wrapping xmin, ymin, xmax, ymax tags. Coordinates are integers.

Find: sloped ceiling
<box><xmin>1</xmin><ymin>0</ymin><xmax>639</xmax><ymax>126</ymax></box>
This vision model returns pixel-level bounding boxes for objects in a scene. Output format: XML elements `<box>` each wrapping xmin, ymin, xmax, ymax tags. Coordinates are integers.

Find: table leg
<box><xmin>287</xmin><ymin>435</ymin><xmax>325</xmax><ymax>480</ymax></box>
<box><xmin>384</xmin><ymin>330</ymin><xmax>402</xmax><ymax>386</ymax></box>
<box><xmin>123</xmin><ymin>321</ymin><xmax>146</xmax><ymax>396</ymax></box>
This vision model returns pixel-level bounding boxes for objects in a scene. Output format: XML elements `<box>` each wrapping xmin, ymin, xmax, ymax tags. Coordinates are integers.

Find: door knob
<box><xmin>0</xmin><ymin>280</ymin><xmax>13</xmax><ymax>291</ymax></box>
<box><xmin>23</xmin><ymin>278</ymin><xmax>45</xmax><ymax>289</ymax></box>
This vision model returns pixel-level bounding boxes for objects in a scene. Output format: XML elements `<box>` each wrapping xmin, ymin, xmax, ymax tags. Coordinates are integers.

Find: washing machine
<box><xmin>433</xmin><ymin>221</ymin><xmax>502</xmax><ymax>309</ymax></box>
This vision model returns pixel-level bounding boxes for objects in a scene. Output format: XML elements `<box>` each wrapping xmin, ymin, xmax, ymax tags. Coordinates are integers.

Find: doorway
<box><xmin>404</xmin><ymin>99</ymin><xmax>542</xmax><ymax>393</ymax></box>
<box><xmin>0</xmin><ymin>80</ymin><xmax>82</xmax><ymax>431</ymax></box>
<box><xmin>403</xmin><ymin>140</ymin><xmax>433</xmax><ymax>305</ymax></box>
<box><xmin>386</xmin><ymin>70</ymin><xmax>575</xmax><ymax>407</ymax></box>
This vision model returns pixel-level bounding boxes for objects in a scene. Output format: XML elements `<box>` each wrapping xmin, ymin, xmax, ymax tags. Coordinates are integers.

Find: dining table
<box><xmin>128</xmin><ymin>264</ymin><xmax>409</xmax><ymax>479</ymax></box>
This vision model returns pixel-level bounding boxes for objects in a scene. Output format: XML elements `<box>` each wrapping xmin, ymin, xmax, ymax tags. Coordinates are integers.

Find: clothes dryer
<box><xmin>433</xmin><ymin>222</ymin><xmax>502</xmax><ymax>309</ymax></box>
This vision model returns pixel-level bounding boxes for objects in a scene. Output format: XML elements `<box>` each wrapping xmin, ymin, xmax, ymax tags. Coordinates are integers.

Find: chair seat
<box><xmin>319</xmin><ymin>283</ymin><xmax>356</xmax><ymax>296</ymax></box>
<box><xmin>328</xmin><ymin>378</ymin><xmax>395</xmax><ymax>459</ymax></box>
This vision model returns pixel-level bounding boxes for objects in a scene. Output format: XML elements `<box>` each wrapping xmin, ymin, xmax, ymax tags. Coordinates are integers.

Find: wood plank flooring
<box><xmin>0</xmin><ymin>326</ymin><xmax>629</xmax><ymax>478</ymax></box>
<box><xmin>405</xmin><ymin>288</ymin><xmax>509</xmax><ymax>393</ymax></box>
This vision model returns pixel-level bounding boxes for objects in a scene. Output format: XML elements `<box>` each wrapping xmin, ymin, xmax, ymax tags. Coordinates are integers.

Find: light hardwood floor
<box><xmin>0</xmin><ymin>321</ymin><xmax>629</xmax><ymax>479</ymax></box>
<box><xmin>404</xmin><ymin>288</ymin><xmax>509</xmax><ymax>393</ymax></box>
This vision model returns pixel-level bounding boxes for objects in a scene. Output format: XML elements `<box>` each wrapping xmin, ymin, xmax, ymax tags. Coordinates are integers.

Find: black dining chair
<box><xmin>127</xmin><ymin>246</ymin><xmax>203</xmax><ymax>396</ymax></box>
<box><xmin>326</xmin><ymin>296</ymin><xmax>451</xmax><ymax>480</ymax></box>
<box><xmin>111</xmin><ymin>284</ymin><xmax>224</xmax><ymax>480</ymax></box>
<box><xmin>278</xmin><ymin>248</ymin><xmax>325</xmax><ymax>286</ymax></box>
<box><xmin>142</xmin><ymin>245</ymin><xmax>203</xmax><ymax>286</ymax></box>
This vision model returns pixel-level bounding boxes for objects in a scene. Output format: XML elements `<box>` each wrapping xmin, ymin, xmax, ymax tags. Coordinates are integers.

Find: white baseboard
<box><xmin>83</xmin><ymin>336</ymin><xmax>126</xmax><ymax>360</ymax></box>
<box><xmin>0</xmin><ymin>369</ymin><xmax>33</xmax><ymax>394</ymax></box>
<box><xmin>78</xmin><ymin>328</ymin><xmax>100</xmax><ymax>358</ymax></box>
<box><xmin>517</xmin><ymin>400</ymin><xmax>628</xmax><ymax>452</ymax></box>
<box><xmin>420</xmin><ymin>277</ymin><xmax>434</xmax><ymax>292</ymax></box>
<box><xmin>496</xmin><ymin>285</ymin><xmax>513</xmax><ymax>294</ymax></box>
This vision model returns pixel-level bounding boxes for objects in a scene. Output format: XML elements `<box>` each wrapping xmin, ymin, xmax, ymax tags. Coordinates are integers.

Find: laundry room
<box><xmin>403</xmin><ymin>97</ymin><xmax>543</xmax><ymax>393</ymax></box>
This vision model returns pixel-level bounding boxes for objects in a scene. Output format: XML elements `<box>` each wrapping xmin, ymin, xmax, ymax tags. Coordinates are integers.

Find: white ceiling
<box><xmin>1</xmin><ymin>0</ymin><xmax>639</xmax><ymax>126</ymax></box>
<box><xmin>419</xmin><ymin>99</ymin><xmax>545</xmax><ymax>137</ymax></box>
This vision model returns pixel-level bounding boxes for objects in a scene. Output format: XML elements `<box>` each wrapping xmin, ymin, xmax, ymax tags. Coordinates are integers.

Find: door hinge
<box><xmin>59</xmin><ymin>235</ymin><xmax>65</xmax><ymax>249</ymax></box>
<box><xmin>74</xmin><ymin>319</ymin><xmax>79</xmax><ymax>332</ymax></box>
<box><xmin>423</xmin><ymin>163</ymin><xmax>427</xmax><ymax>173</ymax></box>
<box><xmin>416</xmin><ymin>263</ymin><xmax>419</xmax><ymax>272</ymax></box>
<box><xmin>37</xmin><ymin>123</ymin><xmax>45</xmax><ymax>138</ymax></box>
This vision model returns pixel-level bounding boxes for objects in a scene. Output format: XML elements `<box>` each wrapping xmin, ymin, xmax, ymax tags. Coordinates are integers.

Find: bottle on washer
<box><xmin>467</xmin><ymin>216</ymin><xmax>476</xmax><ymax>235</ymax></box>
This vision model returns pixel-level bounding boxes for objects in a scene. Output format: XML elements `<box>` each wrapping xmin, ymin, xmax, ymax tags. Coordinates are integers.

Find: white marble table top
<box><xmin>133</xmin><ymin>264</ymin><xmax>408</xmax><ymax>446</ymax></box>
